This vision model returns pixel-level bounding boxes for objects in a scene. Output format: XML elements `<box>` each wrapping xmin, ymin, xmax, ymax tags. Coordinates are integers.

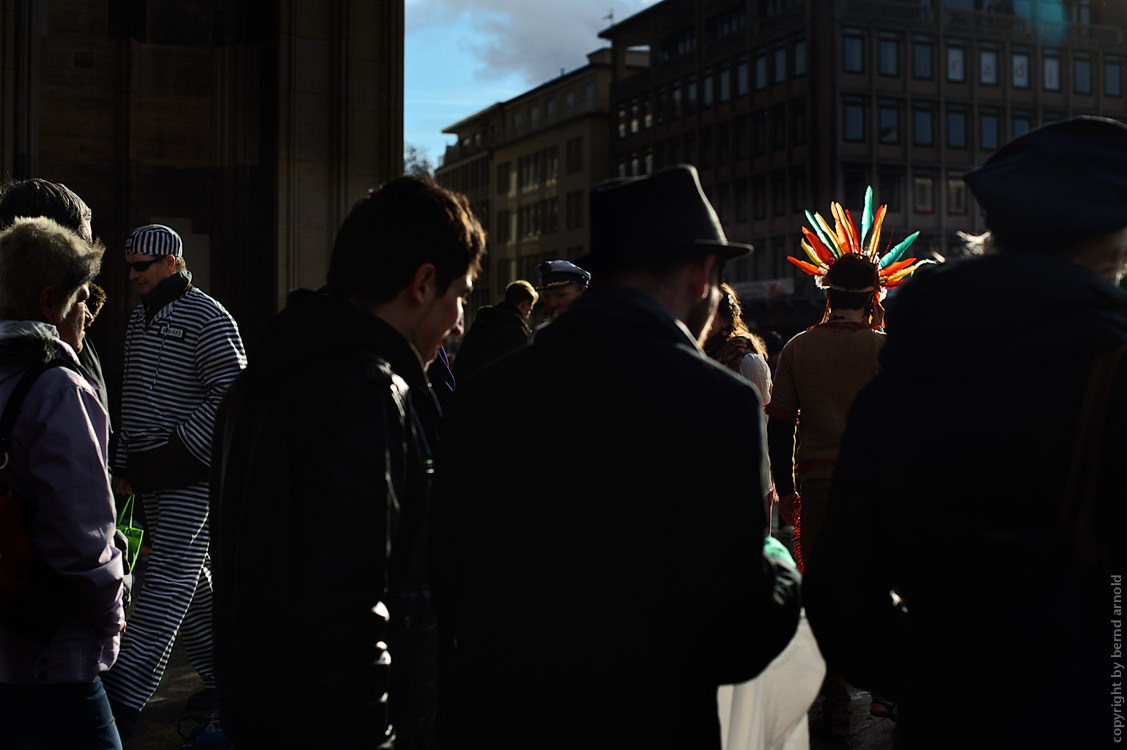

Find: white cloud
<box><xmin>407</xmin><ymin>0</ymin><xmax>657</xmax><ymax>87</ymax></box>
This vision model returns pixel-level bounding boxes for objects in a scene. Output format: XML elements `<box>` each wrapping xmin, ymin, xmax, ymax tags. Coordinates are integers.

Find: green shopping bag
<box><xmin>117</xmin><ymin>493</ymin><xmax>144</xmax><ymax>571</ymax></box>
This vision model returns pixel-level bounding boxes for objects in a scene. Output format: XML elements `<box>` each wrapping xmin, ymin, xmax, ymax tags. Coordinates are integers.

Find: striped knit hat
<box><xmin>125</xmin><ymin>224</ymin><xmax>183</xmax><ymax>257</ymax></box>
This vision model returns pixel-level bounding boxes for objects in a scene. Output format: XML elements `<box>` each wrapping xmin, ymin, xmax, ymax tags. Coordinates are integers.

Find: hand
<box><xmin>112</xmin><ymin>477</ymin><xmax>133</xmax><ymax>496</ymax></box>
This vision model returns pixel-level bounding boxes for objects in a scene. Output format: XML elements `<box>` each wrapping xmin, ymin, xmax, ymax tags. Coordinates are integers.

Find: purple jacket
<box><xmin>0</xmin><ymin>321</ymin><xmax>124</xmax><ymax>684</ymax></box>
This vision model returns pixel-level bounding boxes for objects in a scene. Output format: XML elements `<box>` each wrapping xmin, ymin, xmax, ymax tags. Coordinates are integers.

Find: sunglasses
<box><xmin>126</xmin><ymin>258</ymin><xmax>163</xmax><ymax>272</ymax></box>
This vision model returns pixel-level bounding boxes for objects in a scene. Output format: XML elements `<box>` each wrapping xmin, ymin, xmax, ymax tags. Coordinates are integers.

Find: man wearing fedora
<box><xmin>432</xmin><ymin>165</ymin><xmax>800</xmax><ymax>749</ymax></box>
<box><xmin>805</xmin><ymin>117</ymin><xmax>1127</xmax><ymax>748</ymax></box>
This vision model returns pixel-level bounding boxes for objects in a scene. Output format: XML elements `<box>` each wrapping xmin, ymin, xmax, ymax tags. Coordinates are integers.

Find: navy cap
<box><xmin>965</xmin><ymin>116</ymin><xmax>1127</xmax><ymax>249</ymax></box>
<box><xmin>535</xmin><ymin>260</ymin><xmax>591</xmax><ymax>291</ymax></box>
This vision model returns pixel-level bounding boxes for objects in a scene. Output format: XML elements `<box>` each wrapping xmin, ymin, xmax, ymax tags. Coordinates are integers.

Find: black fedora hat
<box><xmin>586</xmin><ymin>164</ymin><xmax>752</xmax><ymax>273</ymax></box>
<box><xmin>965</xmin><ymin>116</ymin><xmax>1127</xmax><ymax>250</ymax></box>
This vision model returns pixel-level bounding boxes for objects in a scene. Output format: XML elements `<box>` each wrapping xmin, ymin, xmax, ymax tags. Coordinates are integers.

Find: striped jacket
<box><xmin>117</xmin><ymin>285</ymin><xmax>246</xmax><ymax>473</ymax></box>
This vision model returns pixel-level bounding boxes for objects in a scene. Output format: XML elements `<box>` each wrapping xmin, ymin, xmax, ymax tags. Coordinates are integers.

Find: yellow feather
<box><xmin>813</xmin><ymin>212</ymin><xmax>843</xmax><ymax>256</ymax></box>
<box><xmin>867</xmin><ymin>205</ymin><xmax>887</xmax><ymax>258</ymax></box>
<box><xmin>802</xmin><ymin>240</ymin><xmax>829</xmax><ymax>269</ymax></box>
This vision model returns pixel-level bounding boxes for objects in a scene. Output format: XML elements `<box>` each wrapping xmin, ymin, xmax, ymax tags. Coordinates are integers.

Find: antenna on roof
<box><xmin>603</xmin><ymin>8</ymin><xmax>614</xmax><ymax>25</ymax></box>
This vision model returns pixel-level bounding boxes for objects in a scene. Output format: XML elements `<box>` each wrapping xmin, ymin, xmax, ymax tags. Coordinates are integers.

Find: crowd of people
<box><xmin>0</xmin><ymin>115</ymin><xmax>1123</xmax><ymax>750</ymax></box>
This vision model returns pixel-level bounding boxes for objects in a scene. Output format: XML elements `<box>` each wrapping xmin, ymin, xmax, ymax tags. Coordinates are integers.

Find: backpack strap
<box><xmin>0</xmin><ymin>358</ymin><xmax>81</xmax><ymax>470</ymax></box>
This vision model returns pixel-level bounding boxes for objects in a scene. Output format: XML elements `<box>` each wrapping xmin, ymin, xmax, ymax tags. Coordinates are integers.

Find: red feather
<box><xmin>801</xmin><ymin>227</ymin><xmax>835</xmax><ymax>265</ymax></box>
<box><xmin>788</xmin><ymin>257</ymin><xmax>825</xmax><ymax>276</ymax></box>
<box><xmin>879</xmin><ymin>257</ymin><xmax>917</xmax><ymax>277</ymax></box>
<box><xmin>844</xmin><ymin>209</ymin><xmax>860</xmax><ymax>253</ymax></box>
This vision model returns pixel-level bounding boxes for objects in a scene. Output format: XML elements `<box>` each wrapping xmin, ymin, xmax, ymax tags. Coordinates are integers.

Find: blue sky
<box><xmin>404</xmin><ymin>0</ymin><xmax>659</xmax><ymax>168</ymax></box>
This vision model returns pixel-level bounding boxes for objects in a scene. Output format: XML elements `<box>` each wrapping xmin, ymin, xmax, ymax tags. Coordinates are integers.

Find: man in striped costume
<box><xmin>104</xmin><ymin>224</ymin><xmax>246</xmax><ymax>735</ymax></box>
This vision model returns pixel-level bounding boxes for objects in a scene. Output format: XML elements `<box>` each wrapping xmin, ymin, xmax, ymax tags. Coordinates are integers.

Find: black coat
<box><xmin>450</xmin><ymin>302</ymin><xmax>529</xmax><ymax>383</ymax></box>
<box><xmin>433</xmin><ymin>285</ymin><xmax>800</xmax><ymax>750</ymax></box>
<box><xmin>804</xmin><ymin>253</ymin><xmax>1127</xmax><ymax>749</ymax></box>
<box><xmin>210</xmin><ymin>290</ymin><xmax>440</xmax><ymax>749</ymax></box>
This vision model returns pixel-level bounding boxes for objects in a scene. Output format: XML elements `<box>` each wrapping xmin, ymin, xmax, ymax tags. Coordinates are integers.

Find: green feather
<box><xmin>879</xmin><ymin>231</ymin><xmax>921</xmax><ymax>269</ymax></box>
<box><xmin>805</xmin><ymin>210</ymin><xmax>835</xmax><ymax>251</ymax></box>
<box><xmin>861</xmin><ymin>186</ymin><xmax>874</xmax><ymax>250</ymax></box>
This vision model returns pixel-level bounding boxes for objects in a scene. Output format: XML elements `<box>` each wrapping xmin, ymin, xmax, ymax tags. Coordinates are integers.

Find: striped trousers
<box><xmin>102</xmin><ymin>483</ymin><xmax>215</xmax><ymax>711</ymax></box>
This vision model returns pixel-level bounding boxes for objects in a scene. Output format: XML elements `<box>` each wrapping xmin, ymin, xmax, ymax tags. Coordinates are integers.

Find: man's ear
<box><xmin>38</xmin><ymin>286</ymin><xmax>59</xmax><ymax>324</ymax></box>
<box><xmin>410</xmin><ymin>263</ymin><xmax>438</xmax><ymax>305</ymax></box>
<box><xmin>688</xmin><ymin>253</ymin><xmax>718</xmax><ymax>300</ymax></box>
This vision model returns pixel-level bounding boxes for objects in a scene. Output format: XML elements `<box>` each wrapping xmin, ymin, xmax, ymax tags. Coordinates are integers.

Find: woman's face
<box><xmin>706</xmin><ymin>311</ymin><xmax>732</xmax><ymax>340</ymax></box>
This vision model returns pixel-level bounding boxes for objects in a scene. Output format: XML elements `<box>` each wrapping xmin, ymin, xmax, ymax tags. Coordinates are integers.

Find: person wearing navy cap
<box><xmin>433</xmin><ymin>165</ymin><xmax>800</xmax><ymax>749</ymax></box>
<box><xmin>805</xmin><ymin>116</ymin><xmax>1127</xmax><ymax>749</ymax></box>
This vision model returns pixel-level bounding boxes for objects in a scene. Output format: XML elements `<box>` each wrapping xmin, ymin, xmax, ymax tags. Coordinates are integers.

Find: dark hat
<box><xmin>535</xmin><ymin>259</ymin><xmax>591</xmax><ymax>291</ymax></box>
<box><xmin>125</xmin><ymin>224</ymin><xmax>183</xmax><ymax>257</ymax></box>
<box><xmin>587</xmin><ymin>165</ymin><xmax>752</xmax><ymax>273</ymax></box>
<box><xmin>964</xmin><ymin>116</ymin><xmax>1127</xmax><ymax>249</ymax></box>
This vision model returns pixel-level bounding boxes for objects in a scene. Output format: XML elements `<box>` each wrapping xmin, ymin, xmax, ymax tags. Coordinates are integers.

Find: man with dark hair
<box><xmin>433</xmin><ymin>165</ymin><xmax>800</xmax><ymax>749</ymax></box>
<box><xmin>103</xmin><ymin>224</ymin><xmax>247</xmax><ymax>734</ymax></box>
<box><xmin>211</xmin><ymin>176</ymin><xmax>485</xmax><ymax>749</ymax></box>
<box><xmin>451</xmin><ymin>279</ymin><xmax>537</xmax><ymax>381</ymax></box>
<box><xmin>0</xmin><ymin>179</ymin><xmax>110</xmax><ymax>419</ymax></box>
<box><xmin>805</xmin><ymin>116</ymin><xmax>1127</xmax><ymax>749</ymax></box>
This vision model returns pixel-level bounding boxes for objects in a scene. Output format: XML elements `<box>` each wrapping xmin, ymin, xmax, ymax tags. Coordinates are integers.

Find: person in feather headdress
<box><xmin>765</xmin><ymin>187</ymin><xmax>934</xmax><ymax>736</ymax></box>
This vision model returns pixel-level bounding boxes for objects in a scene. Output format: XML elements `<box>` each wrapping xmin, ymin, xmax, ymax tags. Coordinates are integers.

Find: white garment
<box><xmin>739</xmin><ymin>353</ymin><xmax>773</xmax><ymax>406</ymax></box>
<box><xmin>717</xmin><ymin>612</ymin><xmax>825</xmax><ymax>750</ymax></box>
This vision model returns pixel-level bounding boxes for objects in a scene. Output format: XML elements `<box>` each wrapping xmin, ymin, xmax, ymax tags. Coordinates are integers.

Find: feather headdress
<box><xmin>789</xmin><ymin>186</ymin><xmax>936</xmax><ymax>293</ymax></box>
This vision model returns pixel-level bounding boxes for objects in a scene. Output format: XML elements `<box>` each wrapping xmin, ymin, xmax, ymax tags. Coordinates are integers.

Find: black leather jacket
<box><xmin>211</xmin><ymin>289</ymin><xmax>439</xmax><ymax>749</ymax></box>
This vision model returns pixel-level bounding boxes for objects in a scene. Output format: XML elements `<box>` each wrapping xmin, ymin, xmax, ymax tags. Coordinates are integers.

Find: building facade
<box><xmin>602</xmin><ymin>0</ymin><xmax>1127</xmax><ymax>332</ymax></box>
<box><xmin>437</xmin><ymin>49</ymin><xmax>646</xmax><ymax>318</ymax></box>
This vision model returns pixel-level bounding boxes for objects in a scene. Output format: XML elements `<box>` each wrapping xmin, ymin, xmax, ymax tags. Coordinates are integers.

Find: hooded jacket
<box><xmin>805</xmin><ymin>252</ymin><xmax>1127</xmax><ymax>749</ymax></box>
<box><xmin>0</xmin><ymin>321</ymin><xmax>123</xmax><ymax>684</ymax></box>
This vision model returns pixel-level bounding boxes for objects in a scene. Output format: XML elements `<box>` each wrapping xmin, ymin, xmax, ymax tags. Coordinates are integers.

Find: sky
<box><xmin>404</xmin><ymin>0</ymin><xmax>659</xmax><ymax>170</ymax></box>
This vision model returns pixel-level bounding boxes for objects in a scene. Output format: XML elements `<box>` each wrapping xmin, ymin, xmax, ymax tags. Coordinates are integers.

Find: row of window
<box><xmin>845</xmin><ymin>98</ymin><xmax>1072</xmax><ymax>149</ymax></box>
<box><xmin>508</xmin><ymin>84</ymin><xmax>597</xmax><ymax>136</ymax></box>
<box><xmin>845</xmin><ymin>29</ymin><xmax>1123</xmax><ymax>96</ymax></box>
<box><xmin>493</xmin><ymin>191</ymin><xmax>585</xmax><ymax>244</ymax></box>
<box><xmin>620</xmin><ymin>39</ymin><xmax>808</xmax><ymax>137</ymax></box>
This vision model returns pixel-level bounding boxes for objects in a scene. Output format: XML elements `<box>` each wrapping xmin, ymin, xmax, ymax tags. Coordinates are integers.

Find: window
<box><xmin>687</xmin><ymin>77</ymin><xmax>698</xmax><ymax>114</ymax></box>
<box><xmin>947</xmin><ymin>105</ymin><xmax>967</xmax><ymax>148</ymax></box>
<box><xmin>565</xmin><ymin>137</ymin><xmax>584</xmax><ymax>173</ymax></box>
<box><xmin>879</xmin><ymin>33</ymin><xmax>899</xmax><ymax>77</ymax></box>
<box><xmin>565</xmin><ymin>91</ymin><xmax>575</xmax><ymax>112</ymax></box>
<box><xmin>755</xmin><ymin>53</ymin><xmax>767</xmax><ymax>90</ymax></box>
<box><xmin>631</xmin><ymin>155</ymin><xmax>640</xmax><ymax>177</ymax></box>
<box><xmin>793</xmin><ymin>105</ymin><xmax>807</xmax><ymax>145</ymax></box>
<box><xmin>700</xmin><ymin>128</ymin><xmax>714</xmax><ymax>168</ymax></box>
<box><xmin>844</xmin><ymin>29</ymin><xmax>864</xmax><ymax>73</ymax></box>
<box><xmin>1012</xmin><ymin>111</ymin><xmax>1031</xmax><ymax>139</ymax></box>
<box><xmin>980</xmin><ymin>46</ymin><xmax>998</xmax><ymax>85</ymax></box>
<box><xmin>794</xmin><ymin>38</ymin><xmax>807</xmax><ymax>77</ymax></box>
<box><xmin>752</xmin><ymin>113</ymin><xmax>766</xmax><ymax>155</ymax></box>
<box><xmin>735</xmin><ymin>181</ymin><xmax>749</xmax><ymax>223</ymax></box>
<box><xmin>644</xmin><ymin>100</ymin><xmax>653</xmax><ymax>129</ymax></box>
<box><xmin>913</xmin><ymin>35</ymin><xmax>932</xmax><ymax>79</ymax></box>
<box><xmin>1106</xmin><ymin>57</ymin><xmax>1123</xmax><ymax>97</ymax></box>
<box><xmin>547</xmin><ymin>99</ymin><xmax>557</xmax><ymax>123</ymax></box>
<box><xmin>947</xmin><ymin>172</ymin><xmax>967</xmax><ymax>215</ymax></box>
<box><xmin>774</xmin><ymin>47</ymin><xmax>787</xmax><ymax>83</ymax></box>
<box><xmin>753</xmin><ymin>176</ymin><xmax>766</xmax><ymax>220</ymax></box>
<box><xmin>617</xmin><ymin>109</ymin><xmax>626</xmax><ymax>138</ymax></box>
<box><xmin>879</xmin><ymin>169</ymin><xmax>903</xmax><ymax>213</ymax></box>
<box><xmin>1075</xmin><ymin>53</ymin><xmax>1092</xmax><ymax>94</ymax></box>
<box><xmin>737</xmin><ymin>58</ymin><xmax>749</xmax><ymax>96</ymax></box>
<box><xmin>1044</xmin><ymin>53</ymin><xmax>1060</xmax><ymax>91</ymax></box>
<box><xmin>947</xmin><ymin>41</ymin><xmax>966</xmax><ymax>82</ymax></box>
<box><xmin>980</xmin><ymin>109</ymin><xmax>999</xmax><ymax>150</ymax></box>
<box><xmin>703</xmin><ymin>73</ymin><xmax>714</xmax><ymax>107</ymax></box>
<box><xmin>719</xmin><ymin>68</ymin><xmax>731</xmax><ymax>102</ymax></box>
<box><xmin>844</xmin><ymin>97</ymin><xmax>866</xmax><ymax>142</ymax></box>
<box><xmin>684</xmin><ymin>132</ymin><xmax>697</xmax><ymax>166</ymax></box>
<box><xmin>511</xmin><ymin>112</ymin><xmax>522</xmax><ymax>131</ymax></box>
<box><xmin>913</xmin><ymin>102</ymin><xmax>934</xmax><ymax>146</ymax></box>
<box><xmin>672</xmin><ymin>85</ymin><xmax>683</xmax><ymax>118</ymax></box>
<box><xmin>772</xmin><ymin>172</ymin><xmax>786</xmax><ymax>216</ymax></box>
<box><xmin>496</xmin><ymin>209</ymin><xmax>512</xmax><ymax>243</ymax></box>
<box><xmin>529</xmin><ymin>106</ymin><xmax>539</xmax><ymax>128</ymax></box>
<box><xmin>735</xmin><ymin>115</ymin><xmax>749</xmax><ymax>159</ymax></box>
<box><xmin>645</xmin><ymin>152</ymin><xmax>653</xmax><ymax>175</ymax></box>
<box><xmin>879</xmin><ymin>100</ymin><xmax>900</xmax><ymax>144</ymax></box>
<box><xmin>717</xmin><ymin>123</ymin><xmax>730</xmax><ymax>164</ymax></box>
<box><xmin>1012</xmin><ymin>50</ymin><xmax>1030</xmax><ymax>88</ymax></box>
<box><xmin>772</xmin><ymin>107</ymin><xmax>787</xmax><ymax>150</ymax></box>
<box><xmin>565</xmin><ymin>191</ymin><xmax>583</xmax><ymax>230</ymax></box>
<box><xmin>913</xmin><ymin>172</ymin><xmax>935</xmax><ymax>213</ymax></box>
<box><xmin>630</xmin><ymin>103</ymin><xmax>640</xmax><ymax>134</ymax></box>
<box><xmin>496</xmin><ymin>162</ymin><xmax>511</xmax><ymax>195</ymax></box>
